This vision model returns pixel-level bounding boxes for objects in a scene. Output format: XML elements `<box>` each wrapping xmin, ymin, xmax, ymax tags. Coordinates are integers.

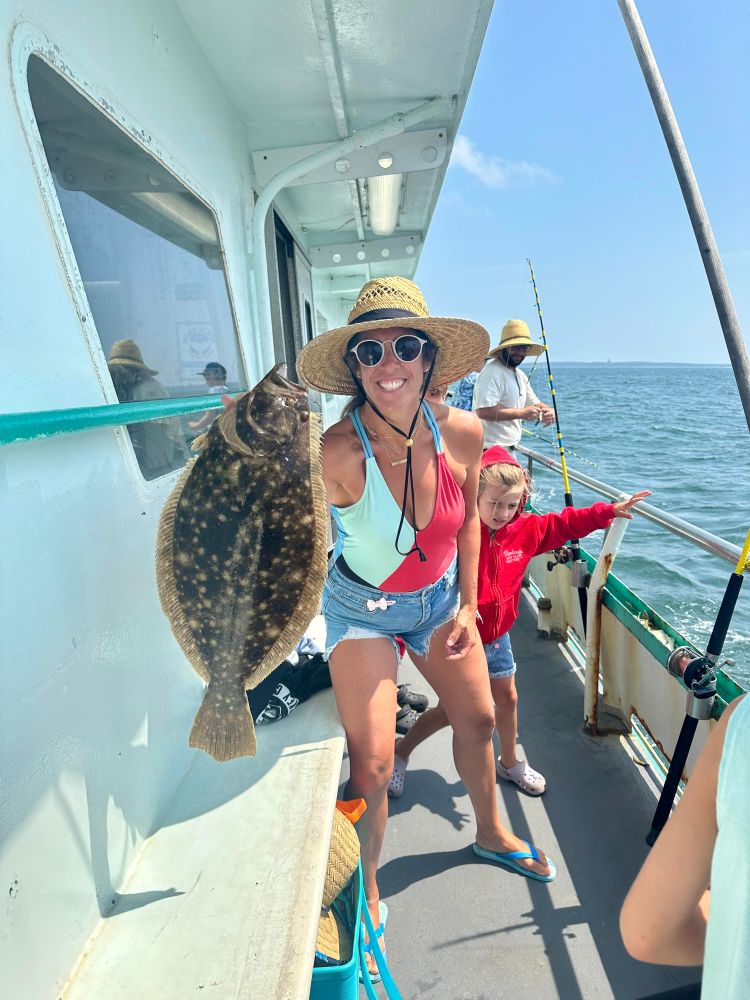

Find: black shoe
<box><xmin>396</xmin><ymin>705</ymin><xmax>420</xmax><ymax>734</ymax></box>
<box><xmin>397</xmin><ymin>684</ymin><xmax>429</xmax><ymax>713</ymax></box>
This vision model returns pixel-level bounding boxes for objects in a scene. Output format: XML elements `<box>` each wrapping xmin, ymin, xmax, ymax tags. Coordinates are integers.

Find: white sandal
<box><xmin>388</xmin><ymin>745</ymin><xmax>408</xmax><ymax>798</ymax></box>
<box><xmin>497</xmin><ymin>757</ymin><xmax>546</xmax><ymax>796</ymax></box>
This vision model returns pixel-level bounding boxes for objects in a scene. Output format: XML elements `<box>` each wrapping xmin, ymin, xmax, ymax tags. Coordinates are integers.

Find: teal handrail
<box><xmin>0</xmin><ymin>394</ymin><xmax>236</xmax><ymax>447</ymax></box>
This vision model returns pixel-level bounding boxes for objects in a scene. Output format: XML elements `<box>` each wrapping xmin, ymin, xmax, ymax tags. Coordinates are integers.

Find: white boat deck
<box><xmin>364</xmin><ymin>598</ymin><xmax>702</xmax><ymax>999</ymax></box>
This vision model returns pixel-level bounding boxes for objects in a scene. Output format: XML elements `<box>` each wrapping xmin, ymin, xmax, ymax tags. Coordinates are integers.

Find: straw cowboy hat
<box><xmin>315</xmin><ymin>805</ymin><xmax>361</xmax><ymax>964</ymax></box>
<box><xmin>108</xmin><ymin>339</ymin><xmax>158</xmax><ymax>375</ymax></box>
<box><xmin>487</xmin><ymin>319</ymin><xmax>545</xmax><ymax>360</ymax></box>
<box><xmin>296</xmin><ymin>276</ymin><xmax>490</xmax><ymax>395</ymax></box>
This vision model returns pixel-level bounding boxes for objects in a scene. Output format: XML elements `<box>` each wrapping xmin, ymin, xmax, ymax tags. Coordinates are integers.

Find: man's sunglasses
<box><xmin>349</xmin><ymin>334</ymin><xmax>427</xmax><ymax>368</ymax></box>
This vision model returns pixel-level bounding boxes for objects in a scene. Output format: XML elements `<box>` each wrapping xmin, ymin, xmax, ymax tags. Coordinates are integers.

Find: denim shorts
<box><xmin>322</xmin><ymin>557</ymin><xmax>460</xmax><ymax>659</ymax></box>
<box><xmin>485</xmin><ymin>632</ymin><xmax>516</xmax><ymax>679</ymax></box>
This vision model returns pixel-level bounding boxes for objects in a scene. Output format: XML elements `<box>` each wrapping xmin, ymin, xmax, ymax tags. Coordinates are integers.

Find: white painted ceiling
<box><xmin>176</xmin><ymin>0</ymin><xmax>493</xmax><ymax>307</ymax></box>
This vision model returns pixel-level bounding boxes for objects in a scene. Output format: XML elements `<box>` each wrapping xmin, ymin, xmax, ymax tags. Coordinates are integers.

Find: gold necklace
<box><xmin>364</xmin><ymin>412</ymin><xmax>423</xmax><ymax>467</ymax></box>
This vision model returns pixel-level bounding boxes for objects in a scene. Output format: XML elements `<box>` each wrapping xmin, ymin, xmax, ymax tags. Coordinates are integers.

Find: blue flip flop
<box><xmin>359</xmin><ymin>900</ymin><xmax>388</xmax><ymax>985</ymax></box>
<box><xmin>472</xmin><ymin>840</ymin><xmax>556</xmax><ymax>882</ymax></box>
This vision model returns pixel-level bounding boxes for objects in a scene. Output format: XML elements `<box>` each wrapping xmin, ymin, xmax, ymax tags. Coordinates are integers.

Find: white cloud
<box><xmin>441</xmin><ymin>189</ymin><xmax>494</xmax><ymax>220</ymax></box>
<box><xmin>450</xmin><ymin>135</ymin><xmax>559</xmax><ymax>188</ymax></box>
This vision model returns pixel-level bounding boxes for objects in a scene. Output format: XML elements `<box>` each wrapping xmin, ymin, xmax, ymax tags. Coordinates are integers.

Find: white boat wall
<box><xmin>0</xmin><ymin>1</ymin><xmax>494</xmax><ymax>996</ymax></box>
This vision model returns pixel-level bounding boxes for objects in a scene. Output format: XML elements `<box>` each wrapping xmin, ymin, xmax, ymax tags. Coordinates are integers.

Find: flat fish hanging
<box><xmin>156</xmin><ymin>364</ymin><xmax>328</xmax><ymax>761</ymax></box>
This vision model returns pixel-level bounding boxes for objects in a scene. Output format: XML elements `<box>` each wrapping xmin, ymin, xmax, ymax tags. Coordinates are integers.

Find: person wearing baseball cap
<box><xmin>188</xmin><ymin>362</ymin><xmax>230</xmax><ymax>433</ymax></box>
<box><xmin>473</xmin><ymin>319</ymin><xmax>554</xmax><ymax>451</ymax></box>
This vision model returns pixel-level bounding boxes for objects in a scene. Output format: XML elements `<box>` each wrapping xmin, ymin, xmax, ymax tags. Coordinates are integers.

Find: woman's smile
<box><xmin>376</xmin><ymin>377</ymin><xmax>408</xmax><ymax>393</ymax></box>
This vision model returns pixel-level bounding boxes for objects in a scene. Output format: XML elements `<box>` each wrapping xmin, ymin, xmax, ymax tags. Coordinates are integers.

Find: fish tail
<box><xmin>188</xmin><ymin>682</ymin><xmax>257</xmax><ymax>761</ymax></box>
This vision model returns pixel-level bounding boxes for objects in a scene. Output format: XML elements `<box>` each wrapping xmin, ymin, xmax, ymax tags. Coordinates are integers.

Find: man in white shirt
<box><xmin>473</xmin><ymin>319</ymin><xmax>555</xmax><ymax>450</ymax></box>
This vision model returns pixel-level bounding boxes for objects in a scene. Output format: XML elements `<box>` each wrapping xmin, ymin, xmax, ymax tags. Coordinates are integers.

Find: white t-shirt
<box><xmin>472</xmin><ymin>359</ymin><xmax>540</xmax><ymax>449</ymax></box>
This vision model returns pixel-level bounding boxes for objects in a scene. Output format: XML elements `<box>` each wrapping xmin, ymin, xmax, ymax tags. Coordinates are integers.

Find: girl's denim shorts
<box><xmin>323</xmin><ymin>556</ymin><xmax>460</xmax><ymax>659</ymax></box>
<box><xmin>485</xmin><ymin>631</ymin><xmax>516</xmax><ymax>680</ymax></box>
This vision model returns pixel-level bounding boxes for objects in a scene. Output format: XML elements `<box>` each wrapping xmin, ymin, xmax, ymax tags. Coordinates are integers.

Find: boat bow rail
<box><xmin>517</xmin><ymin>444</ymin><xmax>746</xmax><ymax>780</ymax></box>
<box><xmin>520</xmin><ymin>445</ymin><xmax>744</xmax><ymax>566</ymax></box>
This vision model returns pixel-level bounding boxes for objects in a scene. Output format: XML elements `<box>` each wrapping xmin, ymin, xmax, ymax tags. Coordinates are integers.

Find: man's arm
<box><xmin>474</xmin><ymin>402</ymin><xmax>542</xmax><ymax>422</ymax></box>
<box><xmin>474</xmin><ymin>364</ymin><xmax>545</xmax><ymax>423</ymax></box>
<box><xmin>522</xmin><ymin>374</ymin><xmax>555</xmax><ymax>426</ymax></box>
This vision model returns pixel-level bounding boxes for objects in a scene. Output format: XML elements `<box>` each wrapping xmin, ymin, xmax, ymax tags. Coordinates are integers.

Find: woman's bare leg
<box><xmin>412</xmin><ymin>621</ymin><xmax>551</xmax><ymax>877</ymax></box>
<box><xmin>328</xmin><ymin>636</ymin><xmax>398</xmax><ymax>958</ymax></box>
<box><xmin>394</xmin><ymin>702</ymin><xmax>450</xmax><ymax>761</ymax></box>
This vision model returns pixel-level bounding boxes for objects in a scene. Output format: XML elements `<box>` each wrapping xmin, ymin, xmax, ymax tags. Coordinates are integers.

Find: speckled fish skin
<box><xmin>156</xmin><ymin>364</ymin><xmax>328</xmax><ymax>761</ymax></box>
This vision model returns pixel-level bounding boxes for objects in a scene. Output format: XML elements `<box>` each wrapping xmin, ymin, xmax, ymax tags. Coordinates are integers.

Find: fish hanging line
<box><xmin>527</xmin><ymin>258</ymin><xmax>589</xmax><ymax>634</ymax></box>
<box><xmin>646</xmin><ymin>527</ymin><xmax>750</xmax><ymax>845</ymax></box>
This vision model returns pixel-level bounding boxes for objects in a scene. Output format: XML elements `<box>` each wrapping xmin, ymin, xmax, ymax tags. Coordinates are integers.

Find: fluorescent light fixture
<box><xmin>367</xmin><ymin>173</ymin><xmax>404</xmax><ymax>236</ymax></box>
<box><xmin>132</xmin><ymin>191</ymin><xmax>218</xmax><ymax>244</ymax></box>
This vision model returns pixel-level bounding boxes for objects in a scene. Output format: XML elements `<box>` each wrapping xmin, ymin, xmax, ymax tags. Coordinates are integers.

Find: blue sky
<box><xmin>417</xmin><ymin>1</ymin><xmax>749</xmax><ymax>362</ymax></box>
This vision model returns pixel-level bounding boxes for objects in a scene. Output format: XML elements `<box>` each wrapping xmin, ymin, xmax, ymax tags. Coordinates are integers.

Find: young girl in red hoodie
<box><xmin>388</xmin><ymin>446</ymin><xmax>649</xmax><ymax>797</ymax></box>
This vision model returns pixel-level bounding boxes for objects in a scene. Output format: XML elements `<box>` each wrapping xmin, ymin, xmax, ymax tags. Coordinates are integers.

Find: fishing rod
<box><xmin>617</xmin><ymin>0</ymin><xmax>750</xmax><ymax>840</ymax></box>
<box><xmin>617</xmin><ymin>0</ymin><xmax>750</xmax><ymax>435</ymax></box>
<box><xmin>527</xmin><ymin>258</ymin><xmax>589</xmax><ymax>634</ymax></box>
<box><xmin>646</xmin><ymin>528</ymin><xmax>750</xmax><ymax>845</ymax></box>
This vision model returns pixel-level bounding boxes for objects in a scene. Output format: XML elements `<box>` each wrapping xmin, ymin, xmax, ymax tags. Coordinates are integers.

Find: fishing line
<box><xmin>520</xmin><ymin>426</ymin><xmax>600</xmax><ymax>470</ymax></box>
<box><xmin>527</xmin><ymin>258</ymin><xmax>589</xmax><ymax>633</ymax></box>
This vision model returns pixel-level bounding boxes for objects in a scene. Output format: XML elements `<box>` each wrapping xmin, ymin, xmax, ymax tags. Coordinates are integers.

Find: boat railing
<box><xmin>0</xmin><ymin>395</ymin><xmax>226</xmax><ymax>447</ymax></box>
<box><xmin>517</xmin><ymin>443</ymin><xmax>746</xmax><ymax>750</ymax></box>
<box><xmin>517</xmin><ymin>445</ymin><xmax>742</xmax><ymax>566</ymax></box>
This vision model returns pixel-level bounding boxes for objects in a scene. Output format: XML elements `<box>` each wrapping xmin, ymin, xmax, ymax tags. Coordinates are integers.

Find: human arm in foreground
<box><xmin>620</xmin><ymin>697</ymin><xmax>744</xmax><ymax>965</ymax></box>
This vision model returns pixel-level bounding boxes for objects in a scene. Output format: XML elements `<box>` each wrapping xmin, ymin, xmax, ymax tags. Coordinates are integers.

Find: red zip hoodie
<box><xmin>476</xmin><ymin>446</ymin><xmax>616</xmax><ymax>644</ymax></box>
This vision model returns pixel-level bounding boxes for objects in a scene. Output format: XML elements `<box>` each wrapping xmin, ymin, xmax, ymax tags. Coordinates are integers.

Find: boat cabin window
<box><xmin>26</xmin><ymin>55</ymin><xmax>247</xmax><ymax>480</ymax></box>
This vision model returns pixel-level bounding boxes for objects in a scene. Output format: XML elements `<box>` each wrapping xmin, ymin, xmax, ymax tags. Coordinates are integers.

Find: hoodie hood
<box><xmin>480</xmin><ymin>446</ymin><xmax>530</xmax><ymax>527</ymax></box>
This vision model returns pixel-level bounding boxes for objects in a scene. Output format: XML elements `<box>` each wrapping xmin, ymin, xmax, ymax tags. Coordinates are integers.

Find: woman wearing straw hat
<box><xmin>297</xmin><ymin>277</ymin><xmax>554</xmax><ymax>968</ymax></box>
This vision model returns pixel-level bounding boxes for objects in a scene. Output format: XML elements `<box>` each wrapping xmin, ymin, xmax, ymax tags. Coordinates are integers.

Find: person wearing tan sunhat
<box><xmin>107</xmin><ymin>339</ymin><xmax>189</xmax><ymax>479</ymax></box>
<box><xmin>296</xmin><ymin>276</ymin><xmax>555</xmax><ymax>970</ymax></box>
<box><xmin>473</xmin><ymin>319</ymin><xmax>554</xmax><ymax>451</ymax></box>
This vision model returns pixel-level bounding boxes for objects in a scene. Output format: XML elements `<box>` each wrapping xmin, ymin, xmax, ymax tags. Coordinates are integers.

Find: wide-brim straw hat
<box><xmin>316</xmin><ymin>905</ymin><xmax>354</xmax><ymax>964</ymax></box>
<box><xmin>315</xmin><ymin>805</ymin><xmax>361</xmax><ymax>964</ymax></box>
<box><xmin>108</xmin><ymin>338</ymin><xmax>158</xmax><ymax>375</ymax></box>
<box><xmin>322</xmin><ymin>807</ymin><xmax>360</xmax><ymax>907</ymax></box>
<box><xmin>296</xmin><ymin>276</ymin><xmax>490</xmax><ymax>395</ymax></box>
<box><xmin>487</xmin><ymin>319</ymin><xmax>545</xmax><ymax>360</ymax></box>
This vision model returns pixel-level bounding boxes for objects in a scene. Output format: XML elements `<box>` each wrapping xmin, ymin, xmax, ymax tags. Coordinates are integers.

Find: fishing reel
<box><xmin>667</xmin><ymin>648</ymin><xmax>715</xmax><ymax>720</ymax></box>
<box><xmin>546</xmin><ymin>546</ymin><xmax>570</xmax><ymax>571</ymax></box>
<box><xmin>547</xmin><ymin>546</ymin><xmax>591</xmax><ymax>587</ymax></box>
<box><xmin>666</xmin><ymin>646</ymin><xmax>734</xmax><ymax>720</ymax></box>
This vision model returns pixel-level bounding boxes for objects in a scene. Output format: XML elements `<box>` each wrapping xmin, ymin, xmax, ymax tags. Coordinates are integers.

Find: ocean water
<box><xmin>520</xmin><ymin>362</ymin><xmax>750</xmax><ymax>688</ymax></box>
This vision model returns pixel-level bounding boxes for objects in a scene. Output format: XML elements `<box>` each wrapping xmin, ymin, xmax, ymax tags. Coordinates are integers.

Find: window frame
<box><xmin>11</xmin><ymin>24</ymin><xmax>247</xmax><ymax>483</ymax></box>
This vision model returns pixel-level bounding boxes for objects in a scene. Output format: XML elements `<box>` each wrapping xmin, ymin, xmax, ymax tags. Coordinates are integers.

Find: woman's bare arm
<box><xmin>620</xmin><ymin>697</ymin><xmax>743</xmax><ymax>965</ymax></box>
<box><xmin>442</xmin><ymin>408</ymin><xmax>483</xmax><ymax>659</ymax></box>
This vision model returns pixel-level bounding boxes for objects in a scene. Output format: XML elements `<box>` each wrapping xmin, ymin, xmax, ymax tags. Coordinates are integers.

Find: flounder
<box><xmin>156</xmin><ymin>364</ymin><xmax>328</xmax><ymax>761</ymax></box>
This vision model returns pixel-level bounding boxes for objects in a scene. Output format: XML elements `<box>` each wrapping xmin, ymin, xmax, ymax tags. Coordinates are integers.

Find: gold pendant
<box><xmin>391</xmin><ymin>458</ymin><xmax>408</xmax><ymax>467</ymax></box>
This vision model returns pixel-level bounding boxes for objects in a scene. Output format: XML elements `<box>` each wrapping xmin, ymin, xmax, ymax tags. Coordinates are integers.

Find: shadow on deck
<box><xmin>364</xmin><ymin>597</ymin><xmax>700</xmax><ymax>1000</ymax></box>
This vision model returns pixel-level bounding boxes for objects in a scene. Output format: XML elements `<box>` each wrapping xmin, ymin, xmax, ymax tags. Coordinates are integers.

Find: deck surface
<box><xmin>349</xmin><ymin>596</ymin><xmax>701</xmax><ymax>1000</ymax></box>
